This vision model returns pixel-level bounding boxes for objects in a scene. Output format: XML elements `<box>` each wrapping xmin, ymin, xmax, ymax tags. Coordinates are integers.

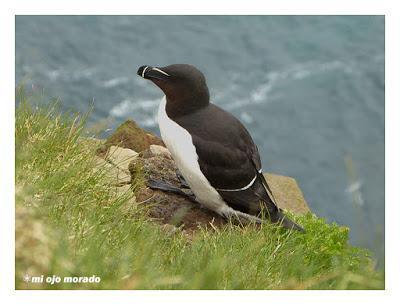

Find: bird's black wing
<box><xmin>173</xmin><ymin>104</ymin><xmax>278</xmax><ymax>215</ymax></box>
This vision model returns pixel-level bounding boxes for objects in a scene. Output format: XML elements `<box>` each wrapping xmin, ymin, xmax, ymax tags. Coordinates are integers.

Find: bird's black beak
<box><xmin>137</xmin><ymin>65</ymin><xmax>170</xmax><ymax>81</ymax></box>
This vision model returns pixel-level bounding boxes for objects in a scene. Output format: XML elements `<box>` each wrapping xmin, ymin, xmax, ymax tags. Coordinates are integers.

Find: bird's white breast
<box><xmin>157</xmin><ymin>96</ymin><xmax>229</xmax><ymax>214</ymax></box>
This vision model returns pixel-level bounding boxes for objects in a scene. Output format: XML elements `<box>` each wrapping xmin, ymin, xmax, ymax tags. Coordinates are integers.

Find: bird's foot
<box><xmin>175</xmin><ymin>171</ymin><xmax>190</xmax><ymax>189</ymax></box>
<box><xmin>147</xmin><ymin>178</ymin><xmax>197</xmax><ymax>203</ymax></box>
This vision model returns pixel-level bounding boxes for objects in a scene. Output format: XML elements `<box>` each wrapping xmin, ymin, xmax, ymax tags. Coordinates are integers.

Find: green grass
<box><xmin>15</xmin><ymin>90</ymin><xmax>384</xmax><ymax>290</ymax></box>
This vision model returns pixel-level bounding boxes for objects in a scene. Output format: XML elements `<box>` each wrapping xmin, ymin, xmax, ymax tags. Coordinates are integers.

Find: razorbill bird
<box><xmin>137</xmin><ymin>64</ymin><xmax>304</xmax><ymax>232</ymax></box>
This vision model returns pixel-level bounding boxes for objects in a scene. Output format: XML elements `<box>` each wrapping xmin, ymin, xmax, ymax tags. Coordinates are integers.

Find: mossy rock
<box><xmin>98</xmin><ymin>120</ymin><xmax>164</xmax><ymax>155</ymax></box>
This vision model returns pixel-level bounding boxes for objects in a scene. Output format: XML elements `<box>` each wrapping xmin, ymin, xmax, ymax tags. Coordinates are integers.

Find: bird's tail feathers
<box><xmin>258</xmin><ymin>202</ymin><xmax>305</xmax><ymax>232</ymax></box>
<box><xmin>276</xmin><ymin>211</ymin><xmax>305</xmax><ymax>232</ymax></box>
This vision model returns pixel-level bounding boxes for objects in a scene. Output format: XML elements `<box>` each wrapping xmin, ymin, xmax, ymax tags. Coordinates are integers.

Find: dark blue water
<box><xmin>15</xmin><ymin>16</ymin><xmax>385</xmax><ymax>262</ymax></box>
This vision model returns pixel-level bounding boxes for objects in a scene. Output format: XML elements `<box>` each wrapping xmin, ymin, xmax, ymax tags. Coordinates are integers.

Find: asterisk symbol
<box><xmin>23</xmin><ymin>274</ymin><xmax>30</xmax><ymax>282</ymax></box>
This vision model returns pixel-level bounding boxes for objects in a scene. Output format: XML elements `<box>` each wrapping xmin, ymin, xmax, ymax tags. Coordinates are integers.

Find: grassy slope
<box><xmin>15</xmin><ymin>92</ymin><xmax>384</xmax><ymax>289</ymax></box>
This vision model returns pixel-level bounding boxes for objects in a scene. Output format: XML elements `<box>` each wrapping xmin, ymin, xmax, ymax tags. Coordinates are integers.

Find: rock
<box><xmin>92</xmin><ymin>155</ymin><xmax>131</xmax><ymax>185</ymax></box>
<box><xmin>106</xmin><ymin>145</ymin><xmax>138</xmax><ymax>172</ymax></box>
<box><xmin>149</xmin><ymin>144</ymin><xmax>172</xmax><ymax>159</ymax></box>
<box><xmin>97</xmin><ymin>120</ymin><xmax>164</xmax><ymax>155</ymax></box>
<box><xmin>264</xmin><ymin>173</ymin><xmax>310</xmax><ymax>215</ymax></box>
<box><xmin>93</xmin><ymin>146</ymin><xmax>138</xmax><ymax>185</ymax></box>
<box><xmin>115</xmin><ymin>184</ymin><xmax>134</xmax><ymax>197</ymax></box>
<box><xmin>93</xmin><ymin>156</ymin><xmax>137</xmax><ymax>208</ymax></box>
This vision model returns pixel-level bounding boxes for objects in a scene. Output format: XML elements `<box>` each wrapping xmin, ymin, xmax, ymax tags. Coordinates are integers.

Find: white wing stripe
<box><xmin>216</xmin><ymin>174</ymin><xmax>257</xmax><ymax>192</ymax></box>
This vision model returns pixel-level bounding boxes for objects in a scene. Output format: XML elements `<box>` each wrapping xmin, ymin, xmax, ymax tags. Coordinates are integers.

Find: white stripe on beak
<box><xmin>141</xmin><ymin>66</ymin><xmax>149</xmax><ymax>78</ymax></box>
<box><xmin>152</xmin><ymin>67</ymin><xmax>170</xmax><ymax>76</ymax></box>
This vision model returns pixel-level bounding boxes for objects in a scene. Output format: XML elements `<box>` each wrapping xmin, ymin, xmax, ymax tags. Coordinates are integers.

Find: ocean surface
<box><xmin>15</xmin><ymin>16</ymin><xmax>385</xmax><ymax>262</ymax></box>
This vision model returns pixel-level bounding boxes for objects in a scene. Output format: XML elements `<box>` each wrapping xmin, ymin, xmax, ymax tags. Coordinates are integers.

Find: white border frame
<box><xmin>2</xmin><ymin>0</ymin><xmax>398</xmax><ymax>304</ymax></box>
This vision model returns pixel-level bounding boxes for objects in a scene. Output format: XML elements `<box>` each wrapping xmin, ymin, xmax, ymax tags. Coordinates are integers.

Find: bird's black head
<box><xmin>137</xmin><ymin>64</ymin><xmax>210</xmax><ymax>117</ymax></box>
